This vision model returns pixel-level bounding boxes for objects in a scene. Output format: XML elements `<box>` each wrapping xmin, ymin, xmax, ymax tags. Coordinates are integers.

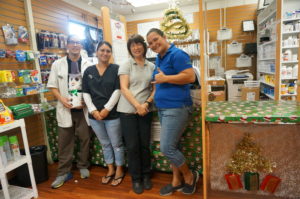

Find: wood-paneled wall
<box><xmin>206</xmin><ymin>4</ymin><xmax>257</xmax><ymax>75</ymax></box>
<box><xmin>126</xmin><ymin>4</ymin><xmax>257</xmax><ymax>75</ymax></box>
<box><xmin>0</xmin><ymin>0</ymin><xmax>102</xmax><ymax>147</ymax></box>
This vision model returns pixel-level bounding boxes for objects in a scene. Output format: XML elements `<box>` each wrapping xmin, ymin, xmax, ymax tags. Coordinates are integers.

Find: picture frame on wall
<box><xmin>258</xmin><ymin>0</ymin><xmax>273</xmax><ymax>10</ymax></box>
<box><xmin>263</xmin><ymin>0</ymin><xmax>273</xmax><ymax>6</ymax></box>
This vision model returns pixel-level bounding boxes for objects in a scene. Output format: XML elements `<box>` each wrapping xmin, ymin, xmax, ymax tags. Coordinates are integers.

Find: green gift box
<box><xmin>244</xmin><ymin>172</ymin><xmax>259</xmax><ymax>191</ymax></box>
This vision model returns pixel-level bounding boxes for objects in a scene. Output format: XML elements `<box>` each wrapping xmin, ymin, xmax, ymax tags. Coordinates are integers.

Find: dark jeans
<box><xmin>120</xmin><ymin>112</ymin><xmax>153</xmax><ymax>182</ymax></box>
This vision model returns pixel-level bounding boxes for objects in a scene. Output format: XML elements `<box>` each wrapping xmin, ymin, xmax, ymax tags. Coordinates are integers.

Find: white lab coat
<box><xmin>47</xmin><ymin>56</ymin><xmax>92</xmax><ymax>127</ymax></box>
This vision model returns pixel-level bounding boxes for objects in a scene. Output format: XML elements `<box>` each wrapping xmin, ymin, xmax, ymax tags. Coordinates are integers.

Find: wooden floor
<box><xmin>36</xmin><ymin>163</ymin><xmax>281</xmax><ymax>199</ymax></box>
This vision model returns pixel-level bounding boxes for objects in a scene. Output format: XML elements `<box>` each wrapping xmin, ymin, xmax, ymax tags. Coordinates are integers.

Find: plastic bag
<box><xmin>227</xmin><ymin>41</ymin><xmax>242</xmax><ymax>55</ymax></box>
<box><xmin>217</xmin><ymin>27</ymin><xmax>232</xmax><ymax>41</ymax></box>
<box><xmin>236</xmin><ymin>54</ymin><xmax>252</xmax><ymax>67</ymax></box>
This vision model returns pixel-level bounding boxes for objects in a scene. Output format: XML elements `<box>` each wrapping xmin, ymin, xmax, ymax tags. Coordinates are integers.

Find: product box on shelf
<box><xmin>241</xmin><ymin>87</ymin><xmax>260</xmax><ymax>101</ymax></box>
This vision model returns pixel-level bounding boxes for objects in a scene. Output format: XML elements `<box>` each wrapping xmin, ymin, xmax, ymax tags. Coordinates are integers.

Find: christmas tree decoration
<box><xmin>244</xmin><ymin>172</ymin><xmax>259</xmax><ymax>191</ymax></box>
<box><xmin>160</xmin><ymin>7</ymin><xmax>192</xmax><ymax>40</ymax></box>
<box><xmin>260</xmin><ymin>175</ymin><xmax>281</xmax><ymax>193</ymax></box>
<box><xmin>224</xmin><ymin>173</ymin><xmax>243</xmax><ymax>190</ymax></box>
<box><xmin>226</xmin><ymin>133</ymin><xmax>276</xmax><ymax>174</ymax></box>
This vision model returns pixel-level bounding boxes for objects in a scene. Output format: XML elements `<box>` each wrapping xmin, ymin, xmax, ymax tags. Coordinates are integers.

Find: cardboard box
<box><xmin>207</xmin><ymin>80</ymin><xmax>225</xmax><ymax>86</ymax></box>
<box><xmin>241</xmin><ymin>87</ymin><xmax>260</xmax><ymax>101</ymax></box>
<box><xmin>209</xmin><ymin>91</ymin><xmax>226</xmax><ymax>101</ymax></box>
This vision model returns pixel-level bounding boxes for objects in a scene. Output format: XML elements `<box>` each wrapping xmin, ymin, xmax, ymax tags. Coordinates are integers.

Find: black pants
<box><xmin>120</xmin><ymin>112</ymin><xmax>153</xmax><ymax>182</ymax></box>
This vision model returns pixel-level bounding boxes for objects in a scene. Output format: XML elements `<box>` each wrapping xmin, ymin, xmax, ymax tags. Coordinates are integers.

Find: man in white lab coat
<box><xmin>47</xmin><ymin>34</ymin><xmax>92</xmax><ymax>189</ymax></box>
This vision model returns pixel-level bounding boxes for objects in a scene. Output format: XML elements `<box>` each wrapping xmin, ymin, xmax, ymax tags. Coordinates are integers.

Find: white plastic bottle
<box><xmin>287</xmin><ymin>66</ymin><xmax>293</xmax><ymax>79</ymax></box>
<box><xmin>0</xmin><ymin>137</ymin><xmax>8</xmax><ymax>166</ymax></box>
<box><xmin>9</xmin><ymin>136</ymin><xmax>21</xmax><ymax>161</ymax></box>
<box><xmin>3</xmin><ymin>136</ymin><xmax>13</xmax><ymax>162</ymax></box>
<box><xmin>281</xmin><ymin>65</ymin><xmax>287</xmax><ymax>79</ymax></box>
<box><xmin>293</xmin><ymin>64</ymin><xmax>298</xmax><ymax>78</ymax></box>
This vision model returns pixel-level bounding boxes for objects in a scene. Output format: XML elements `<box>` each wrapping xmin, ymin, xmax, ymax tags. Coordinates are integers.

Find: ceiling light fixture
<box><xmin>126</xmin><ymin>0</ymin><xmax>169</xmax><ymax>7</ymax></box>
<box><xmin>88</xmin><ymin>0</ymin><xmax>92</xmax><ymax>6</ymax></box>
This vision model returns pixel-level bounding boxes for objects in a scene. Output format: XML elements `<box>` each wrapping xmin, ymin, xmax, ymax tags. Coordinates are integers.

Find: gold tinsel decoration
<box><xmin>160</xmin><ymin>8</ymin><xmax>192</xmax><ymax>40</ymax></box>
<box><xmin>227</xmin><ymin>134</ymin><xmax>276</xmax><ymax>174</ymax></box>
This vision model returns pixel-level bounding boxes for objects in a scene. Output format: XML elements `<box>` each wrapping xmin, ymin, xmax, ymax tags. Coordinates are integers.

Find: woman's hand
<box><xmin>92</xmin><ymin>110</ymin><xmax>103</xmax><ymax>120</ymax></box>
<box><xmin>136</xmin><ymin>104</ymin><xmax>149</xmax><ymax>116</ymax></box>
<box><xmin>99</xmin><ymin>108</ymin><xmax>110</xmax><ymax>119</ymax></box>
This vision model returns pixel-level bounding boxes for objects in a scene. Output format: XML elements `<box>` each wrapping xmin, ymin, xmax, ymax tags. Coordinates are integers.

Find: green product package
<box><xmin>244</xmin><ymin>172</ymin><xmax>259</xmax><ymax>191</ymax></box>
<box><xmin>9</xmin><ymin>136</ymin><xmax>18</xmax><ymax>144</ymax></box>
<box><xmin>9</xmin><ymin>104</ymin><xmax>33</xmax><ymax>119</ymax></box>
<box><xmin>0</xmin><ymin>136</ymin><xmax>5</xmax><ymax>147</ymax></box>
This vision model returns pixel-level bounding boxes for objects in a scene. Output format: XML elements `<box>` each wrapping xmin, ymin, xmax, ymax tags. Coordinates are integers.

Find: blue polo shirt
<box><xmin>154</xmin><ymin>44</ymin><xmax>193</xmax><ymax>108</ymax></box>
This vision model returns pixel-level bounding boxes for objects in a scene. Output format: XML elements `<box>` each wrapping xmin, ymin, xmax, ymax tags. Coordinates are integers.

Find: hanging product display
<box><xmin>217</xmin><ymin>27</ymin><xmax>232</xmax><ymax>41</ymax></box>
<box><xmin>0</xmin><ymin>100</ymin><xmax>14</xmax><ymax>125</ymax></box>
<box><xmin>15</xmin><ymin>50</ymin><xmax>26</xmax><ymax>62</ymax></box>
<box><xmin>236</xmin><ymin>54</ymin><xmax>252</xmax><ymax>67</ymax></box>
<box><xmin>0</xmin><ymin>49</ymin><xmax>6</xmax><ymax>58</ymax></box>
<box><xmin>160</xmin><ymin>7</ymin><xmax>192</xmax><ymax>40</ymax></box>
<box><xmin>2</xmin><ymin>24</ymin><xmax>18</xmax><ymax>45</ymax></box>
<box><xmin>18</xmin><ymin>26</ymin><xmax>29</xmax><ymax>43</ymax></box>
<box><xmin>227</xmin><ymin>41</ymin><xmax>243</xmax><ymax>55</ymax></box>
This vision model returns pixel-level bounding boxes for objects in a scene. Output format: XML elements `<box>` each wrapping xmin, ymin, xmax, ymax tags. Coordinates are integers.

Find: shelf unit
<box><xmin>257</xmin><ymin>0</ymin><xmax>300</xmax><ymax>101</ymax></box>
<box><xmin>257</xmin><ymin>0</ymin><xmax>277</xmax><ymax>100</ymax></box>
<box><xmin>0</xmin><ymin>119</ymin><xmax>38</xmax><ymax>199</ymax></box>
<box><xmin>280</xmin><ymin>0</ymin><xmax>299</xmax><ymax>100</ymax></box>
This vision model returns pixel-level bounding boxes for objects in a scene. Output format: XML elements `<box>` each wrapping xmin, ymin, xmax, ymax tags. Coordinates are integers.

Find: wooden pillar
<box><xmin>101</xmin><ymin>6</ymin><xmax>112</xmax><ymax>44</ymax></box>
<box><xmin>274</xmin><ymin>0</ymin><xmax>283</xmax><ymax>101</ymax></box>
<box><xmin>199</xmin><ymin>0</ymin><xmax>208</xmax><ymax>198</ymax></box>
<box><xmin>297</xmin><ymin>35</ymin><xmax>300</xmax><ymax>102</ymax></box>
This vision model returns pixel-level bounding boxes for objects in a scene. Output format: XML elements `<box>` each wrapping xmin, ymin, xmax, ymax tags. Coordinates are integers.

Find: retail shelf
<box><xmin>2</xmin><ymin>156</ymin><xmax>27</xmax><ymax>173</ymax></box>
<box><xmin>0</xmin><ymin>185</ymin><xmax>35</xmax><ymax>199</ymax></box>
<box><xmin>258</xmin><ymin>22</ymin><xmax>276</xmax><ymax>34</ymax></box>
<box><xmin>259</xmin><ymin>71</ymin><xmax>275</xmax><ymax>75</ymax></box>
<box><xmin>0</xmin><ymin>90</ymin><xmax>49</xmax><ymax>99</ymax></box>
<box><xmin>260</xmin><ymin>81</ymin><xmax>275</xmax><ymax>87</ymax></box>
<box><xmin>283</xmin><ymin>18</ymin><xmax>300</xmax><ymax>22</ymax></box>
<box><xmin>281</xmin><ymin>61</ymin><xmax>298</xmax><ymax>64</ymax></box>
<box><xmin>258</xmin><ymin>10</ymin><xmax>276</xmax><ymax>25</ymax></box>
<box><xmin>261</xmin><ymin>92</ymin><xmax>275</xmax><ymax>99</ymax></box>
<box><xmin>282</xmin><ymin>30</ymin><xmax>300</xmax><ymax>35</ymax></box>
<box><xmin>258</xmin><ymin>58</ymin><xmax>276</xmax><ymax>61</ymax></box>
<box><xmin>282</xmin><ymin>46</ymin><xmax>299</xmax><ymax>49</ymax></box>
<box><xmin>258</xmin><ymin>40</ymin><xmax>276</xmax><ymax>47</ymax></box>
<box><xmin>281</xmin><ymin>77</ymin><xmax>298</xmax><ymax>80</ymax></box>
<box><xmin>281</xmin><ymin>93</ymin><xmax>297</xmax><ymax>97</ymax></box>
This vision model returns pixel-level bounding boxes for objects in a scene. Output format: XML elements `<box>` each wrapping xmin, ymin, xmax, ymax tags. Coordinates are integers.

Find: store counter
<box><xmin>44</xmin><ymin>107</ymin><xmax>202</xmax><ymax>173</ymax></box>
<box><xmin>205</xmin><ymin>101</ymin><xmax>300</xmax><ymax>198</ymax></box>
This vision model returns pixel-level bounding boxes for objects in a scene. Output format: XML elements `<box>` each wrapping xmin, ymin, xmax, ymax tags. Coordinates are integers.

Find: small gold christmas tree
<box><xmin>160</xmin><ymin>7</ymin><xmax>192</xmax><ymax>40</ymax></box>
<box><xmin>227</xmin><ymin>134</ymin><xmax>275</xmax><ymax>174</ymax></box>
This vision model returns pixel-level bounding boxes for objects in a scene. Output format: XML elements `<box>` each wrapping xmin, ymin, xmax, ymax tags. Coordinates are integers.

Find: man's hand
<box><xmin>60</xmin><ymin>97</ymin><xmax>72</xmax><ymax>109</ymax></box>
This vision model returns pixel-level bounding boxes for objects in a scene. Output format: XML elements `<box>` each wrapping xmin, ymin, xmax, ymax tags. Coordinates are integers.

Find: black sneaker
<box><xmin>159</xmin><ymin>183</ymin><xmax>184</xmax><ymax>196</ymax></box>
<box><xmin>132</xmin><ymin>182</ymin><xmax>144</xmax><ymax>194</ymax></box>
<box><xmin>182</xmin><ymin>171</ymin><xmax>199</xmax><ymax>195</ymax></box>
<box><xmin>143</xmin><ymin>176</ymin><xmax>153</xmax><ymax>190</ymax></box>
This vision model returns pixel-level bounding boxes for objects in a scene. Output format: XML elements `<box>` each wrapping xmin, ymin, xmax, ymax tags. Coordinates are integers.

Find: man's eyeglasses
<box><xmin>68</xmin><ymin>40</ymin><xmax>82</xmax><ymax>45</ymax></box>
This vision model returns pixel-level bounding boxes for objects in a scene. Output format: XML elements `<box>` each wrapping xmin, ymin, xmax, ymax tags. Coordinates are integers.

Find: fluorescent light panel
<box><xmin>127</xmin><ymin>0</ymin><xmax>169</xmax><ymax>7</ymax></box>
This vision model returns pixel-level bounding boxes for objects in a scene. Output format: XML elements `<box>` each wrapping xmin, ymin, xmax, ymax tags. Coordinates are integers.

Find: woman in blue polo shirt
<box><xmin>146</xmin><ymin>28</ymin><xmax>198</xmax><ymax>196</ymax></box>
<box><xmin>82</xmin><ymin>41</ymin><xmax>125</xmax><ymax>186</ymax></box>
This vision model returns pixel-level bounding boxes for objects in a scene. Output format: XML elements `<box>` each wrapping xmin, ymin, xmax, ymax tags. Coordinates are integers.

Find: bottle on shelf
<box><xmin>281</xmin><ymin>65</ymin><xmax>287</xmax><ymax>79</ymax></box>
<box><xmin>293</xmin><ymin>64</ymin><xmax>298</xmax><ymax>78</ymax></box>
<box><xmin>3</xmin><ymin>136</ymin><xmax>13</xmax><ymax>161</ymax></box>
<box><xmin>286</xmin><ymin>66</ymin><xmax>293</xmax><ymax>79</ymax></box>
<box><xmin>9</xmin><ymin>136</ymin><xmax>21</xmax><ymax>160</ymax></box>
<box><xmin>0</xmin><ymin>136</ymin><xmax>8</xmax><ymax>166</ymax></box>
<box><xmin>288</xmin><ymin>82</ymin><xmax>295</xmax><ymax>94</ymax></box>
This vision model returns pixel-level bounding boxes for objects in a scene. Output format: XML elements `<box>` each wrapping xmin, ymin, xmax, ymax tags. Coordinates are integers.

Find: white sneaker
<box><xmin>80</xmin><ymin>168</ymin><xmax>90</xmax><ymax>179</ymax></box>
